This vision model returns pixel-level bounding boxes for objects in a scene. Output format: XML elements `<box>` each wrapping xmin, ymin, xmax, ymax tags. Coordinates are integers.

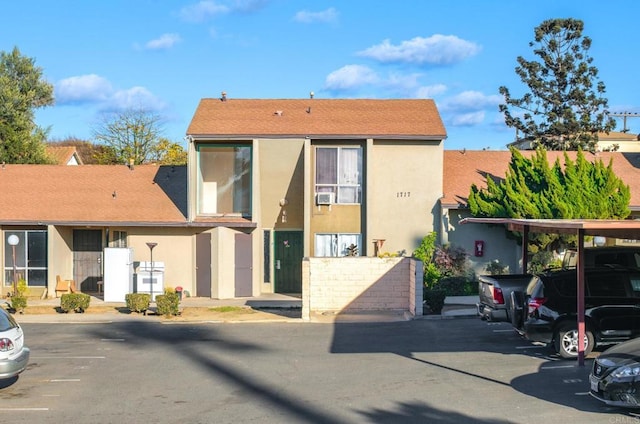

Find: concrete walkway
<box><xmin>8</xmin><ymin>293</ymin><xmax>479</xmax><ymax>323</ymax></box>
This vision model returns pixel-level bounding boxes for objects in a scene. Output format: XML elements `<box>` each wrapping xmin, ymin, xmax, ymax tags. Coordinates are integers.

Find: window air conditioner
<box><xmin>316</xmin><ymin>192</ymin><xmax>334</xmax><ymax>205</ymax></box>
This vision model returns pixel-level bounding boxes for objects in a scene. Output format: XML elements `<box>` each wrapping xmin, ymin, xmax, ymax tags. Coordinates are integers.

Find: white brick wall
<box><xmin>301</xmin><ymin>257</ymin><xmax>423</xmax><ymax>320</ymax></box>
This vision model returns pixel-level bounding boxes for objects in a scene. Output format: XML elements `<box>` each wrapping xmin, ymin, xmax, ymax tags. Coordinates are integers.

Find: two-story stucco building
<box><xmin>0</xmin><ymin>96</ymin><xmax>446</xmax><ymax>300</ymax></box>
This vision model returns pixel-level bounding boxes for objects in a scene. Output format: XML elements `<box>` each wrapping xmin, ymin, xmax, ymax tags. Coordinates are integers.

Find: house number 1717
<box><xmin>396</xmin><ymin>192</ymin><xmax>410</xmax><ymax>197</ymax></box>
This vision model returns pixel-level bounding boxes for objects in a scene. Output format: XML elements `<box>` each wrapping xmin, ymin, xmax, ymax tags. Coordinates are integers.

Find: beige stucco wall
<box><xmin>257</xmin><ymin>138</ymin><xmax>305</xmax><ymax>229</ymax></box>
<box><xmin>126</xmin><ymin>227</ymin><xmax>196</xmax><ymax>294</ymax></box>
<box><xmin>47</xmin><ymin>226</ymin><xmax>74</xmax><ymax>297</ymax></box>
<box><xmin>367</xmin><ymin>140</ymin><xmax>444</xmax><ymax>256</ymax></box>
<box><xmin>209</xmin><ymin>226</ymin><xmax>239</xmax><ymax>299</ymax></box>
<box><xmin>301</xmin><ymin>257</ymin><xmax>422</xmax><ymax>319</ymax></box>
<box><xmin>442</xmin><ymin>208</ymin><xmax>523</xmax><ymax>275</ymax></box>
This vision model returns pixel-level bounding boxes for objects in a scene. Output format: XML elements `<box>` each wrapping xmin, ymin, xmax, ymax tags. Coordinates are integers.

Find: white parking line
<box><xmin>541</xmin><ymin>364</ymin><xmax>578</xmax><ymax>370</ymax></box>
<box><xmin>0</xmin><ymin>408</ymin><xmax>49</xmax><ymax>411</ymax></box>
<box><xmin>32</xmin><ymin>356</ymin><xmax>106</xmax><ymax>359</ymax></box>
<box><xmin>101</xmin><ymin>339</ymin><xmax>125</xmax><ymax>342</ymax></box>
<box><xmin>49</xmin><ymin>379</ymin><xmax>80</xmax><ymax>382</ymax></box>
<box><xmin>515</xmin><ymin>345</ymin><xmax>547</xmax><ymax>349</ymax></box>
<box><xmin>492</xmin><ymin>329</ymin><xmax>514</xmax><ymax>333</ymax></box>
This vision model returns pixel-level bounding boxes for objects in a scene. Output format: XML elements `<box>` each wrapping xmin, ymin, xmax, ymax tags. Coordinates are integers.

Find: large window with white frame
<box><xmin>315</xmin><ymin>147</ymin><xmax>362</xmax><ymax>204</ymax></box>
<box><xmin>315</xmin><ymin>233</ymin><xmax>361</xmax><ymax>257</ymax></box>
<box><xmin>197</xmin><ymin>144</ymin><xmax>252</xmax><ymax>215</ymax></box>
<box><xmin>4</xmin><ymin>230</ymin><xmax>48</xmax><ymax>287</ymax></box>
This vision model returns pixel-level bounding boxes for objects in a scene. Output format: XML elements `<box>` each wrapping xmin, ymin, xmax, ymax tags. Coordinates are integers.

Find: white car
<box><xmin>0</xmin><ymin>308</ymin><xmax>29</xmax><ymax>380</ymax></box>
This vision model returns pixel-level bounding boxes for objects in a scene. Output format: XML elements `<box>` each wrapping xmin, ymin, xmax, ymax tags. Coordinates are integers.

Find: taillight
<box><xmin>492</xmin><ymin>287</ymin><xmax>505</xmax><ymax>305</ymax></box>
<box><xmin>527</xmin><ymin>297</ymin><xmax>547</xmax><ymax>315</ymax></box>
<box><xmin>0</xmin><ymin>338</ymin><xmax>14</xmax><ymax>352</ymax></box>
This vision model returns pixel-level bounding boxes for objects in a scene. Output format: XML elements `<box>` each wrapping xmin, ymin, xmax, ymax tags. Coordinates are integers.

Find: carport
<box><xmin>461</xmin><ymin>217</ymin><xmax>640</xmax><ymax>366</ymax></box>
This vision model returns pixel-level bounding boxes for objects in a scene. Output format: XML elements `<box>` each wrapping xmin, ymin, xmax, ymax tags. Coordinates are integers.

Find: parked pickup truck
<box><xmin>477</xmin><ymin>274</ymin><xmax>533</xmax><ymax>323</ymax></box>
<box><xmin>477</xmin><ymin>246</ymin><xmax>640</xmax><ymax>325</ymax></box>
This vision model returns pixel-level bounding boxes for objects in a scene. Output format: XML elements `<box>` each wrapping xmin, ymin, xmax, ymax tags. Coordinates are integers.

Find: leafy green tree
<box><xmin>0</xmin><ymin>47</ymin><xmax>54</xmax><ymax>163</ymax></box>
<box><xmin>468</xmin><ymin>148</ymin><xmax>630</xmax><ymax>255</ymax></box>
<box><xmin>499</xmin><ymin>18</ymin><xmax>616</xmax><ymax>151</ymax></box>
<box><xmin>92</xmin><ymin>108</ymin><xmax>165</xmax><ymax>165</ymax></box>
<box><xmin>150</xmin><ymin>137</ymin><xmax>187</xmax><ymax>165</ymax></box>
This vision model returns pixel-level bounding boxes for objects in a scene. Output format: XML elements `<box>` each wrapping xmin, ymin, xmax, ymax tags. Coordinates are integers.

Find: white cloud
<box><xmin>324</xmin><ymin>65</ymin><xmax>380</xmax><ymax>90</ymax></box>
<box><xmin>232</xmin><ymin>0</ymin><xmax>269</xmax><ymax>13</ymax></box>
<box><xmin>293</xmin><ymin>7</ymin><xmax>338</xmax><ymax>24</ymax></box>
<box><xmin>358</xmin><ymin>35</ymin><xmax>481</xmax><ymax>65</ymax></box>
<box><xmin>55</xmin><ymin>74</ymin><xmax>113</xmax><ymax>104</ymax></box>
<box><xmin>55</xmin><ymin>74</ymin><xmax>165</xmax><ymax>112</ymax></box>
<box><xmin>416</xmin><ymin>84</ymin><xmax>447</xmax><ymax>98</ymax></box>
<box><xmin>450</xmin><ymin>111</ymin><xmax>485</xmax><ymax>126</ymax></box>
<box><xmin>179</xmin><ymin>1</ymin><xmax>230</xmax><ymax>22</ymax></box>
<box><xmin>179</xmin><ymin>0</ymin><xmax>267</xmax><ymax>22</ymax></box>
<box><xmin>145</xmin><ymin>33</ymin><xmax>182</xmax><ymax>50</ymax></box>
<box><xmin>106</xmin><ymin>87</ymin><xmax>166</xmax><ymax>111</ymax></box>
<box><xmin>441</xmin><ymin>90</ymin><xmax>502</xmax><ymax>112</ymax></box>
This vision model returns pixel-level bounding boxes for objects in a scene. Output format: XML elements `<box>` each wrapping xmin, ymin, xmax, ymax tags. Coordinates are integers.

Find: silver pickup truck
<box><xmin>477</xmin><ymin>274</ymin><xmax>532</xmax><ymax>323</ymax></box>
<box><xmin>477</xmin><ymin>246</ymin><xmax>640</xmax><ymax>326</ymax></box>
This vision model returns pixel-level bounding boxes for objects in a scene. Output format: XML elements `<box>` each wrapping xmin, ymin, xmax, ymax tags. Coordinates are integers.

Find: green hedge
<box><xmin>155</xmin><ymin>292</ymin><xmax>179</xmax><ymax>317</ymax></box>
<box><xmin>423</xmin><ymin>288</ymin><xmax>446</xmax><ymax>314</ymax></box>
<box><xmin>125</xmin><ymin>293</ymin><xmax>151</xmax><ymax>314</ymax></box>
<box><xmin>60</xmin><ymin>293</ymin><xmax>90</xmax><ymax>313</ymax></box>
<box><xmin>10</xmin><ymin>296</ymin><xmax>27</xmax><ymax>314</ymax></box>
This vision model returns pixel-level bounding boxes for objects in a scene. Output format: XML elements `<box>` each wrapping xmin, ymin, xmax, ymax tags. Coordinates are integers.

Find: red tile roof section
<box><xmin>187</xmin><ymin>98</ymin><xmax>447</xmax><ymax>138</ymax></box>
<box><xmin>0</xmin><ymin>165</ymin><xmax>186</xmax><ymax>225</ymax></box>
<box><xmin>443</xmin><ymin>150</ymin><xmax>640</xmax><ymax>209</ymax></box>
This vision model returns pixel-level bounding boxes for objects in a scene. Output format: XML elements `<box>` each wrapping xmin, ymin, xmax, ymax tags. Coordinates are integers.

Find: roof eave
<box><xmin>188</xmin><ymin>134</ymin><xmax>447</xmax><ymax>141</ymax></box>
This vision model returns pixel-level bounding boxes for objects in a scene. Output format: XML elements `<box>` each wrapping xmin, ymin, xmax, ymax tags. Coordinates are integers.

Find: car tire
<box><xmin>554</xmin><ymin>325</ymin><xmax>594</xmax><ymax>359</ymax></box>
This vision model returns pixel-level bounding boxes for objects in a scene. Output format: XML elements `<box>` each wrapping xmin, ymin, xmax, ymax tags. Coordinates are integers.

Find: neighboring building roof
<box><xmin>443</xmin><ymin>150</ymin><xmax>640</xmax><ymax>210</ymax></box>
<box><xmin>598</xmin><ymin>131</ymin><xmax>639</xmax><ymax>141</ymax></box>
<box><xmin>187</xmin><ymin>98</ymin><xmax>447</xmax><ymax>139</ymax></box>
<box><xmin>46</xmin><ymin>146</ymin><xmax>84</xmax><ymax>165</ymax></box>
<box><xmin>508</xmin><ymin>132</ymin><xmax>640</xmax><ymax>151</ymax></box>
<box><xmin>0</xmin><ymin>165</ymin><xmax>188</xmax><ymax>226</ymax></box>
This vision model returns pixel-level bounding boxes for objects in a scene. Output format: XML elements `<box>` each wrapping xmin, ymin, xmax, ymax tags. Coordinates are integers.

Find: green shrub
<box><xmin>432</xmin><ymin>276</ymin><xmax>466</xmax><ymax>296</ymax></box>
<box><xmin>423</xmin><ymin>288</ymin><xmax>446</xmax><ymax>314</ymax></box>
<box><xmin>155</xmin><ymin>292</ymin><xmax>179</xmax><ymax>317</ymax></box>
<box><xmin>125</xmin><ymin>293</ymin><xmax>151</xmax><ymax>314</ymax></box>
<box><xmin>60</xmin><ymin>293</ymin><xmax>90</xmax><ymax>313</ymax></box>
<box><xmin>10</xmin><ymin>296</ymin><xmax>27</xmax><ymax>314</ymax></box>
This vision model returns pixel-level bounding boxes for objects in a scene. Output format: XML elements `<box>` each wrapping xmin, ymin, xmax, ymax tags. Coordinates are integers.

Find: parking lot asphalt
<box><xmin>5</xmin><ymin>315</ymin><xmax>636</xmax><ymax>423</ymax></box>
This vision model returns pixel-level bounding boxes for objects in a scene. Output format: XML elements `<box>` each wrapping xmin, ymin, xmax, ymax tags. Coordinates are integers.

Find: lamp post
<box><xmin>146</xmin><ymin>242</ymin><xmax>157</xmax><ymax>301</ymax></box>
<box><xmin>7</xmin><ymin>235</ymin><xmax>19</xmax><ymax>297</ymax></box>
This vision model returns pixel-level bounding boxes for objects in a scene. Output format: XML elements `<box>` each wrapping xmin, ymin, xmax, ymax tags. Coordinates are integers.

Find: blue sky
<box><xmin>4</xmin><ymin>0</ymin><xmax>640</xmax><ymax>151</ymax></box>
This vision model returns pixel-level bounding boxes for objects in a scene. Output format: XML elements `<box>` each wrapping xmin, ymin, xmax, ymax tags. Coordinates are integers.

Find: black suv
<box><xmin>516</xmin><ymin>266</ymin><xmax>640</xmax><ymax>358</ymax></box>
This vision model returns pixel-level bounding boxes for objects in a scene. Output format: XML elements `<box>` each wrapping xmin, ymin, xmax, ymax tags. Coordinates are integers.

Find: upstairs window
<box><xmin>197</xmin><ymin>145</ymin><xmax>252</xmax><ymax>215</ymax></box>
<box><xmin>315</xmin><ymin>147</ymin><xmax>362</xmax><ymax>204</ymax></box>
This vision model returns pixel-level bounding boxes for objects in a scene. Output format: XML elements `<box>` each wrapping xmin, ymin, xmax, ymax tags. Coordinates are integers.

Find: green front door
<box><xmin>274</xmin><ymin>231</ymin><xmax>303</xmax><ymax>293</ymax></box>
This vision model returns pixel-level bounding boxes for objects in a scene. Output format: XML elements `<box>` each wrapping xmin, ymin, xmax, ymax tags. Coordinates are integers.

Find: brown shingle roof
<box><xmin>0</xmin><ymin>165</ymin><xmax>187</xmax><ymax>225</ymax></box>
<box><xmin>46</xmin><ymin>146</ymin><xmax>83</xmax><ymax>165</ymax></box>
<box><xmin>187</xmin><ymin>98</ymin><xmax>447</xmax><ymax>139</ymax></box>
<box><xmin>443</xmin><ymin>150</ymin><xmax>640</xmax><ymax>209</ymax></box>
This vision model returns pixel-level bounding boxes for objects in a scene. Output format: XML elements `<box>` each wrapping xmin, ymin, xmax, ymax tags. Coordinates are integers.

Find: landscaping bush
<box><xmin>10</xmin><ymin>295</ymin><xmax>27</xmax><ymax>314</ymax></box>
<box><xmin>155</xmin><ymin>292</ymin><xmax>179</xmax><ymax>317</ymax></box>
<box><xmin>423</xmin><ymin>288</ymin><xmax>447</xmax><ymax>314</ymax></box>
<box><xmin>125</xmin><ymin>293</ymin><xmax>151</xmax><ymax>314</ymax></box>
<box><xmin>60</xmin><ymin>293</ymin><xmax>90</xmax><ymax>313</ymax></box>
<box><xmin>432</xmin><ymin>276</ymin><xmax>466</xmax><ymax>296</ymax></box>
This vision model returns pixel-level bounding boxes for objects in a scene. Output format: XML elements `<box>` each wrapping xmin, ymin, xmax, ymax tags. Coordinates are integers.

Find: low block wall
<box><xmin>301</xmin><ymin>257</ymin><xmax>423</xmax><ymax>320</ymax></box>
